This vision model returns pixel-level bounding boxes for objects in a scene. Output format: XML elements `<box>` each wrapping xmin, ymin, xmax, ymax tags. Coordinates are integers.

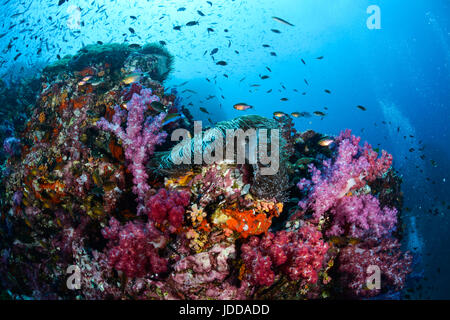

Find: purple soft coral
<box><xmin>327</xmin><ymin>194</ymin><xmax>397</xmax><ymax>238</ymax></box>
<box><xmin>97</xmin><ymin>88</ymin><xmax>167</xmax><ymax>214</ymax></box>
<box><xmin>297</xmin><ymin>130</ymin><xmax>396</xmax><ymax>239</ymax></box>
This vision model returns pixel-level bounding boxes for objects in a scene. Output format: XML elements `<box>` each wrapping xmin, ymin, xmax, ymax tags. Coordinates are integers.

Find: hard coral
<box><xmin>163</xmin><ymin>243</ymin><xmax>249</xmax><ymax>299</ymax></box>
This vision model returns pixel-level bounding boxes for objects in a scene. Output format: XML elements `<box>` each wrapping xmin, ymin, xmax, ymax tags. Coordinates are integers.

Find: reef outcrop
<box><xmin>0</xmin><ymin>43</ymin><xmax>411</xmax><ymax>300</ymax></box>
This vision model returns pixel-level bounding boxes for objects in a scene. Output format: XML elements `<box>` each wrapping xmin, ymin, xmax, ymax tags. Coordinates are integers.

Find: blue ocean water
<box><xmin>0</xmin><ymin>0</ymin><xmax>449</xmax><ymax>298</ymax></box>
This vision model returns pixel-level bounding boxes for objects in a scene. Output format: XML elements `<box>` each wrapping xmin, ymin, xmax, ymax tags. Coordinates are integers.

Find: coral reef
<box><xmin>0</xmin><ymin>43</ymin><xmax>412</xmax><ymax>300</ymax></box>
<box><xmin>43</xmin><ymin>43</ymin><xmax>173</xmax><ymax>82</ymax></box>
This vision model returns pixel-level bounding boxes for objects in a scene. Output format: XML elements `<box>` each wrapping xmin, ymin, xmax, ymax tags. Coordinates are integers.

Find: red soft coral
<box><xmin>102</xmin><ymin>217</ymin><xmax>168</xmax><ymax>278</ymax></box>
<box><xmin>338</xmin><ymin>238</ymin><xmax>412</xmax><ymax>298</ymax></box>
<box><xmin>241</xmin><ymin>223</ymin><xmax>329</xmax><ymax>287</ymax></box>
<box><xmin>146</xmin><ymin>188</ymin><xmax>190</xmax><ymax>231</ymax></box>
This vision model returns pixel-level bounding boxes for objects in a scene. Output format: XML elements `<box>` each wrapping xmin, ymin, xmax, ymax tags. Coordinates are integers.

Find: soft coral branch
<box><xmin>97</xmin><ymin>88</ymin><xmax>167</xmax><ymax>214</ymax></box>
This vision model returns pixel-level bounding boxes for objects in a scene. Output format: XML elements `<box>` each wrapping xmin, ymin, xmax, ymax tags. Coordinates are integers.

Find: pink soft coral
<box><xmin>97</xmin><ymin>88</ymin><xmax>167</xmax><ymax>214</ymax></box>
<box><xmin>336</xmin><ymin>129</ymin><xmax>393</xmax><ymax>182</ymax></box>
<box><xmin>101</xmin><ymin>217</ymin><xmax>168</xmax><ymax>278</ymax></box>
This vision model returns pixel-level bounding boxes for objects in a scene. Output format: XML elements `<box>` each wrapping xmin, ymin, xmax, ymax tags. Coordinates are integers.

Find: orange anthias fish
<box><xmin>318</xmin><ymin>138</ymin><xmax>334</xmax><ymax>147</ymax></box>
<box><xmin>233</xmin><ymin>103</ymin><xmax>253</xmax><ymax>111</ymax></box>
<box><xmin>273</xmin><ymin>111</ymin><xmax>286</xmax><ymax>118</ymax></box>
